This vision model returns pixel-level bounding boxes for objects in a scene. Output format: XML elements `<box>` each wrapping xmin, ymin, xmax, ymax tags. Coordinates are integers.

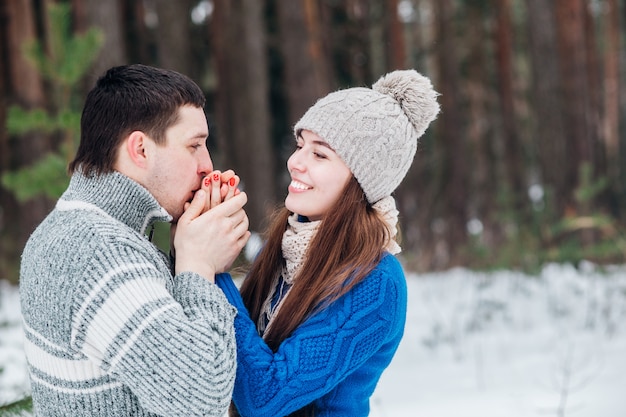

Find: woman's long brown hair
<box><xmin>237</xmin><ymin>177</ymin><xmax>392</xmax><ymax>417</ymax></box>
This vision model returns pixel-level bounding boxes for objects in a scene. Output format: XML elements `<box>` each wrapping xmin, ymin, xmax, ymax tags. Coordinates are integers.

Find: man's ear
<box><xmin>125</xmin><ymin>131</ymin><xmax>150</xmax><ymax>168</ymax></box>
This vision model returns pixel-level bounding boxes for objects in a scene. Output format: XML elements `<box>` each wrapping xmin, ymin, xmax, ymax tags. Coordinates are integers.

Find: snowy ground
<box><xmin>2</xmin><ymin>262</ymin><xmax>626</xmax><ymax>416</ymax></box>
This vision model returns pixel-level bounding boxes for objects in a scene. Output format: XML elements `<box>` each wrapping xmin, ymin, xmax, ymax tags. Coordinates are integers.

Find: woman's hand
<box><xmin>170</xmin><ymin>170</ymin><xmax>242</xmax><ymax>260</ymax></box>
<box><xmin>201</xmin><ymin>170</ymin><xmax>241</xmax><ymax>211</ymax></box>
<box><xmin>174</xmin><ymin>190</ymin><xmax>250</xmax><ymax>279</ymax></box>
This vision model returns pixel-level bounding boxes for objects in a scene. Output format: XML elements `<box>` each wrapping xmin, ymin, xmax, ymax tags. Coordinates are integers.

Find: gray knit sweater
<box><xmin>20</xmin><ymin>171</ymin><xmax>237</xmax><ymax>416</ymax></box>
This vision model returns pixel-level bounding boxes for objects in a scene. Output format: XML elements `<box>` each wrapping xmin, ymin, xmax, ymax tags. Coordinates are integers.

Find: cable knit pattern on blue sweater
<box><xmin>216</xmin><ymin>253</ymin><xmax>407</xmax><ymax>416</ymax></box>
<box><xmin>20</xmin><ymin>171</ymin><xmax>237</xmax><ymax>416</ymax></box>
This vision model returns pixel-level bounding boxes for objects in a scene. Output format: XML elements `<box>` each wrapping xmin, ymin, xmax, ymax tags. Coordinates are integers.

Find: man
<box><xmin>19</xmin><ymin>64</ymin><xmax>250</xmax><ymax>416</ymax></box>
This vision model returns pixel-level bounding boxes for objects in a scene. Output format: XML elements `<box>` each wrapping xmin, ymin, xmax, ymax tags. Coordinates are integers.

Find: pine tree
<box><xmin>1</xmin><ymin>2</ymin><xmax>103</xmax><ymax>202</ymax></box>
<box><xmin>0</xmin><ymin>396</ymin><xmax>33</xmax><ymax>416</ymax></box>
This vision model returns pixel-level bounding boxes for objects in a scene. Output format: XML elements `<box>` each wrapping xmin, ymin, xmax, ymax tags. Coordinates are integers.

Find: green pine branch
<box><xmin>1</xmin><ymin>1</ymin><xmax>103</xmax><ymax>203</ymax></box>
<box><xmin>0</xmin><ymin>396</ymin><xmax>33</xmax><ymax>416</ymax></box>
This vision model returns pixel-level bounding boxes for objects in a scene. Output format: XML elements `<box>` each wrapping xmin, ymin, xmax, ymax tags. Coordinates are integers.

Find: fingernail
<box><xmin>229</xmin><ymin>178</ymin><xmax>236</xmax><ymax>187</ymax></box>
<box><xmin>204</xmin><ymin>178</ymin><xmax>211</xmax><ymax>187</ymax></box>
<box><xmin>213</xmin><ymin>173</ymin><xmax>220</xmax><ymax>181</ymax></box>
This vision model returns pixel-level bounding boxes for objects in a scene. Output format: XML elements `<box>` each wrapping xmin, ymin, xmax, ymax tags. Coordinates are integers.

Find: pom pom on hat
<box><xmin>372</xmin><ymin>70</ymin><xmax>440</xmax><ymax>138</ymax></box>
<box><xmin>294</xmin><ymin>69</ymin><xmax>440</xmax><ymax>204</ymax></box>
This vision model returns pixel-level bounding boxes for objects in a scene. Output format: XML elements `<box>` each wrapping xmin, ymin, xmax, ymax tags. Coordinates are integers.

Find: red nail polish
<box><xmin>204</xmin><ymin>178</ymin><xmax>211</xmax><ymax>187</ymax></box>
<box><xmin>213</xmin><ymin>173</ymin><xmax>220</xmax><ymax>181</ymax></box>
<box><xmin>229</xmin><ymin>178</ymin><xmax>236</xmax><ymax>187</ymax></box>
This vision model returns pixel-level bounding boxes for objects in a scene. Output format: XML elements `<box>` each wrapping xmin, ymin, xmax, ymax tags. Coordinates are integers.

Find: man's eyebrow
<box><xmin>188</xmin><ymin>132</ymin><xmax>209</xmax><ymax>141</ymax></box>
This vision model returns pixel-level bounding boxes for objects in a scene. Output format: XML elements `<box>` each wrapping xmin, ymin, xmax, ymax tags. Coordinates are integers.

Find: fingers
<box><xmin>200</xmin><ymin>170</ymin><xmax>243</xmax><ymax>210</ymax></box>
<box><xmin>218</xmin><ymin>211</ymin><xmax>250</xmax><ymax>271</ymax></box>
<box><xmin>219</xmin><ymin>171</ymin><xmax>240</xmax><ymax>201</ymax></box>
<box><xmin>237</xmin><ymin>226</ymin><xmax>251</xmax><ymax>248</ymax></box>
<box><xmin>224</xmin><ymin>175</ymin><xmax>240</xmax><ymax>201</ymax></box>
<box><xmin>229</xmin><ymin>205</ymin><xmax>249</xmax><ymax>234</ymax></box>
<box><xmin>209</xmin><ymin>171</ymin><xmax>222</xmax><ymax>209</ymax></box>
<box><xmin>200</xmin><ymin>171</ymin><xmax>222</xmax><ymax>210</ymax></box>
<box><xmin>220</xmin><ymin>170</ymin><xmax>236</xmax><ymax>184</ymax></box>
<box><xmin>210</xmin><ymin>192</ymin><xmax>248</xmax><ymax>218</ymax></box>
<box><xmin>200</xmin><ymin>171</ymin><xmax>223</xmax><ymax>211</ymax></box>
<box><xmin>174</xmin><ymin>192</ymin><xmax>250</xmax><ymax>276</ymax></box>
<box><xmin>179</xmin><ymin>189</ymin><xmax>206</xmax><ymax>224</ymax></box>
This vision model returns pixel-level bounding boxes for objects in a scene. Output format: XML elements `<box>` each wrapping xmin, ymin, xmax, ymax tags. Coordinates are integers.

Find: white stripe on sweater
<box><xmin>30</xmin><ymin>372</ymin><xmax>123</xmax><ymax>394</ymax></box>
<box><xmin>79</xmin><ymin>276</ymin><xmax>175</xmax><ymax>362</ymax></box>
<box><xmin>57</xmin><ymin>198</ymin><xmax>169</xmax><ymax>235</ymax></box>
<box><xmin>24</xmin><ymin>336</ymin><xmax>107</xmax><ymax>382</ymax></box>
<box><xmin>57</xmin><ymin>199</ymin><xmax>114</xmax><ymax>219</ymax></box>
<box><xmin>140</xmin><ymin>208</ymin><xmax>171</xmax><ymax>234</ymax></box>
<box><xmin>108</xmin><ymin>303</ymin><xmax>179</xmax><ymax>371</ymax></box>
<box><xmin>22</xmin><ymin>321</ymin><xmax>67</xmax><ymax>353</ymax></box>
<box><xmin>71</xmin><ymin>263</ymin><xmax>160</xmax><ymax>348</ymax></box>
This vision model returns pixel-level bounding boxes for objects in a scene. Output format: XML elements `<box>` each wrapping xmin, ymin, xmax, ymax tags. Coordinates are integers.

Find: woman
<box><xmin>215</xmin><ymin>69</ymin><xmax>439</xmax><ymax>416</ymax></box>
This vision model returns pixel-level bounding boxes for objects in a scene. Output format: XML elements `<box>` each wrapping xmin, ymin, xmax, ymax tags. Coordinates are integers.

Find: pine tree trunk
<box><xmin>276</xmin><ymin>0</ymin><xmax>333</xmax><ymax>127</ymax></box>
<box><xmin>120</xmin><ymin>0</ymin><xmax>152</xmax><ymax>65</ymax></box>
<box><xmin>384</xmin><ymin>0</ymin><xmax>405</xmax><ymax>70</ymax></box>
<box><xmin>583</xmin><ymin>4</ymin><xmax>602</xmax><ymax>178</ymax></box>
<box><xmin>464</xmin><ymin>1</ymin><xmax>500</xmax><ymax>250</ymax></box>
<box><xmin>602</xmin><ymin>0</ymin><xmax>619</xmax><ymax>162</ymax></box>
<box><xmin>495</xmin><ymin>0</ymin><xmax>526</xmax><ymax>215</ymax></box>
<box><xmin>554</xmin><ymin>0</ymin><xmax>592</xmax><ymax>210</ymax></box>
<box><xmin>433</xmin><ymin>0</ymin><xmax>467</xmax><ymax>267</ymax></box>
<box><xmin>0</xmin><ymin>0</ymin><xmax>54</xmax><ymax>282</ymax></box>
<box><xmin>153</xmin><ymin>0</ymin><xmax>193</xmax><ymax>76</ymax></box>
<box><xmin>74</xmin><ymin>0</ymin><xmax>127</xmax><ymax>85</ymax></box>
<box><xmin>601</xmin><ymin>0</ymin><xmax>622</xmax><ymax>212</ymax></box>
<box><xmin>524</xmin><ymin>0</ymin><xmax>568</xmax><ymax>214</ymax></box>
<box><xmin>211</xmin><ymin>0</ymin><xmax>276</xmax><ymax>233</ymax></box>
<box><xmin>0</xmin><ymin>0</ymin><xmax>10</xmax><ymax>281</ymax></box>
<box><xmin>345</xmin><ymin>0</ymin><xmax>372</xmax><ymax>85</ymax></box>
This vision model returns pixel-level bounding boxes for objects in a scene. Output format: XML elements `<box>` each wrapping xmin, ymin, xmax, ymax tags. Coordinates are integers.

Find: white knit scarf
<box><xmin>258</xmin><ymin>196</ymin><xmax>401</xmax><ymax>335</ymax></box>
<box><xmin>372</xmin><ymin>196</ymin><xmax>401</xmax><ymax>255</ymax></box>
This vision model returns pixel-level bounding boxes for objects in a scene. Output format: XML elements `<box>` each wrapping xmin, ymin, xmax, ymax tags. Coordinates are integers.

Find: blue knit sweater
<box><xmin>216</xmin><ymin>253</ymin><xmax>407</xmax><ymax>416</ymax></box>
<box><xmin>20</xmin><ymin>171</ymin><xmax>237</xmax><ymax>416</ymax></box>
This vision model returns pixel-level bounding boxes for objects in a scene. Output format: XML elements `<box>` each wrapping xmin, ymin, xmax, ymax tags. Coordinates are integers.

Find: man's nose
<box><xmin>199</xmin><ymin>147</ymin><xmax>214</xmax><ymax>176</ymax></box>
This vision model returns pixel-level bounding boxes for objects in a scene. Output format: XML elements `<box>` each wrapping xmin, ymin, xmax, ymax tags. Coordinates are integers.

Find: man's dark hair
<box><xmin>69</xmin><ymin>64</ymin><xmax>206</xmax><ymax>175</ymax></box>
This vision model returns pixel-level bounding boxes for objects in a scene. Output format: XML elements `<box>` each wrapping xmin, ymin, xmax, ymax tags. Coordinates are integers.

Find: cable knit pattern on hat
<box><xmin>294</xmin><ymin>69</ymin><xmax>439</xmax><ymax>203</ymax></box>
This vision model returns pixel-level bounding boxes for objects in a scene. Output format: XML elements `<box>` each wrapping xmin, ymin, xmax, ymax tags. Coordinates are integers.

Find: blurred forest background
<box><xmin>1</xmin><ymin>0</ymin><xmax>625</xmax><ymax>285</ymax></box>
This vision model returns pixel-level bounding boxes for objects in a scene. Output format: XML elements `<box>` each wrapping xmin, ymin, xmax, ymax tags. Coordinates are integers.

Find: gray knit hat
<box><xmin>294</xmin><ymin>69</ymin><xmax>440</xmax><ymax>204</ymax></box>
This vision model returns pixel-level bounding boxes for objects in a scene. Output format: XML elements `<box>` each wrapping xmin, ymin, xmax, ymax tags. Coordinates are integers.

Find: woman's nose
<box><xmin>287</xmin><ymin>151</ymin><xmax>304</xmax><ymax>172</ymax></box>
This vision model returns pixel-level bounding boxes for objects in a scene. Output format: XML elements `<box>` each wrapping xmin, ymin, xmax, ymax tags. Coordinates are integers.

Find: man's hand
<box><xmin>173</xmin><ymin>190</ymin><xmax>250</xmax><ymax>282</ymax></box>
<box><xmin>169</xmin><ymin>169</ymin><xmax>243</xmax><ymax>264</ymax></box>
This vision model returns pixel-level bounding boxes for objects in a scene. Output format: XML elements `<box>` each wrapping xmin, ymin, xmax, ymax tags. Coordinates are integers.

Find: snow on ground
<box><xmin>0</xmin><ymin>280</ymin><xmax>30</xmax><ymax>406</ymax></box>
<box><xmin>2</xmin><ymin>262</ymin><xmax>626</xmax><ymax>416</ymax></box>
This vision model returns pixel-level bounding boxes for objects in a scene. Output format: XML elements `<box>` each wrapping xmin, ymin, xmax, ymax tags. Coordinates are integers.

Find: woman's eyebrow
<box><xmin>313</xmin><ymin>140</ymin><xmax>332</xmax><ymax>149</ymax></box>
<box><xmin>296</xmin><ymin>133</ymin><xmax>333</xmax><ymax>149</ymax></box>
